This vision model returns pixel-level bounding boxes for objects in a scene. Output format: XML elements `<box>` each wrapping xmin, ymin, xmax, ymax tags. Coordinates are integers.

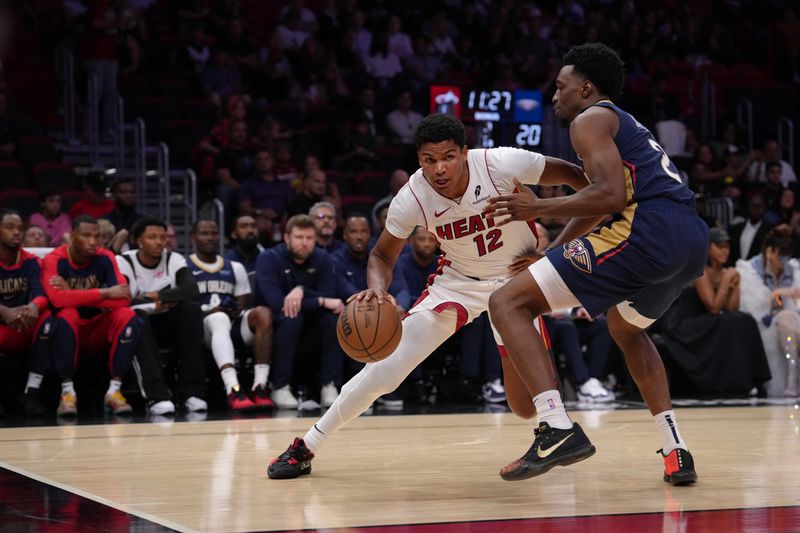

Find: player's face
<box><xmin>0</xmin><ymin>214</ymin><xmax>23</xmax><ymax>252</ymax></box>
<box><xmin>553</xmin><ymin>66</ymin><xmax>589</xmax><ymax>127</ymax></box>
<box><xmin>233</xmin><ymin>216</ymin><xmax>258</xmax><ymax>246</ymax></box>
<box><xmin>137</xmin><ymin>225</ymin><xmax>166</xmax><ymax>260</ymax></box>
<box><xmin>418</xmin><ymin>141</ymin><xmax>469</xmax><ymax>199</ymax></box>
<box><xmin>343</xmin><ymin>217</ymin><xmax>370</xmax><ymax>253</ymax></box>
<box><xmin>193</xmin><ymin>221</ymin><xmax>219</xmax><ymax>256</ymax></box>
<box><xmin>285</xmin><ymin>226</ymin><xmax>317</xmax><ymax>262</ymax></box>
<box><xmin>71</xmin><ymin>222</ymin><xmax>100</xmax><ymax>257</ymax></box>
<box><xmin>410</xmin><ymin>228</ymin><xmax>437</xmax><ymax>259</ymax></box>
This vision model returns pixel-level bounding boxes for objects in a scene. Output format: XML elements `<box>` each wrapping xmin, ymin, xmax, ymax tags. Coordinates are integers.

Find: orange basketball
<box><xmin>336</xmin><ymin>298</ymin><xmax>402</xmax><ymax>363</ymax></box>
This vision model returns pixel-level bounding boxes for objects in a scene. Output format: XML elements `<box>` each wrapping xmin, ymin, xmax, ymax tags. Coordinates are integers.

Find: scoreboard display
<box><xmin>430</xmin><ymin>86</ymin><xmax>545</xmax><ymax>149</ymax></box>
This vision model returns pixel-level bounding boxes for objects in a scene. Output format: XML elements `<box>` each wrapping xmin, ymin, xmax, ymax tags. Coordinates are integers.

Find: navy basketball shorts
<box><xmin>530</xmin><ymin>200</ymin><xmax>709</xmax><ymax>327</ymax></box>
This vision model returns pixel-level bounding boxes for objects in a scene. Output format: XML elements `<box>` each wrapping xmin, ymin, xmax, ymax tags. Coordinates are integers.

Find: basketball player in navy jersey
<box><xmin>0</xmin><ymin>209</ymin><xmax>55</xmax><ymax>416</ymax></box>
<box><xmin>487</xmin><ymin>43</ymin><xmax>706</xmax><ymax>484</ymax></box>
<box><xmin>190</xmin><ymin>219</ymin><xmax>274</xmax><ymax>410</ymax></box>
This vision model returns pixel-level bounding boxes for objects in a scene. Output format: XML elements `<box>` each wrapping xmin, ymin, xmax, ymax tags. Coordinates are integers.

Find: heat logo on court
<box><xmin>564</xmin><ymin>239</ymin><xmax>592</xmax><ymax>274</ymax></box>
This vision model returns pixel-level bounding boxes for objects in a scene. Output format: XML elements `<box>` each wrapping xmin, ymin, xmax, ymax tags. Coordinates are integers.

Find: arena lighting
<box><xmin>146</xmin><ymin>170</ymin><xmax>157</xmax><ymax>176</ymax></box>
<box><xmin>105</xmin><ymin>168</ymin><xmax>116</xmax><ymax>175</ymax></box>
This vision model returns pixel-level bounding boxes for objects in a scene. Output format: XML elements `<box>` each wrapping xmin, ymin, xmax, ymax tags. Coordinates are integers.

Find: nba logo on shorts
<box><xmin>125</xmin><ymin>326</ymin><xmax>132</xmax><ymax>338</ymax></box>
<box><xmin>564</xmin><ymin>239</ymin><xmax>592</xmax><ymax>274</ymax></box>
<box><xmin>43</xmin><ymin>322</ymin><xmax>51</xmax><ymax>335</ymax></box>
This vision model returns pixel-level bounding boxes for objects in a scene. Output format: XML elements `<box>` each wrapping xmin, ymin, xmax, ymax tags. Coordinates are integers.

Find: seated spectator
<box><xmin>116</xmin><ymin>217</ymin><xmax>207</xmax><ymax>414</ymax></box>
<box><xmin>238</xmin><ymin>149</ymin><xmax>295</xmax><ymax>231</ymax></box>
<box><xmin>403</xmin><ymin>35</ymin><xmax>442</xmax><ymax>89</ymax></box>
<box><xmin>689</xmin><ymin>143</ymin><xmax>726</xmax><ymax>195</ymax></box>
<box><xmin>762</xmin><ymin>162</ymin><xmax>786</xmax><ymax>208</ymax></box>
<box><xmin>371</xmin><ymin>169</ymin><xmax>410</xmax><ymax>229</ymax></box>
<box><xmin>255</xmin><ymin>215</ymin><xmax>344</xmax><ymax>408</ymax></box>
<box><xmin>202</xmin><ymin>48</ymin><xmax>243</xmax><ymax>107</ymax></box>
<box><xmin>386</xmin><ymin>14</ymin><xmax>413</xmax><ymax>59</ymax></box>
<box><xmin>364</xmin><ymin>32</ymin><xmax>403</xmax><ymax>87</ymax></box>
<box><xmin>105</xmin><ymin>177</ymin><xmax>144</xmax><ymax>235</ymax></box>
<box><xmin>287</xmin><ymin>169</ymin><xmax>329</xmax><ymax>217</ymax></box>
<box><xmin>747</xmin><ymin>139</ymin><xmax>798</xmax><ymax>186</ymax></box>
<box><xmin>310</xmin><ymin>201</ymin><xmax>344</xmax><ymax>254</ymax></box>
<box><xmin>199</xmin><ymin>95</ymin><xmax>249</xmax><ymax>159</ymax></box>
<box><xmin>43</xmin><ymin>216</ymin><xmax>142</xmax><ymax>416</ymax></box>
<box><xmin>68</xmin><ymin>171</ymin><xmax>114</xmax><ymax>219</ymax></box>
<box><xmin>97</xmin><ymin>218</ymin><xmax>128</xmax><ymax>254</ymax></box>
<box><xmin>728</xmin><ymin>191</ymin><xmax>774</xmax><ymax>264</ymax></box>
<box><xmin>661</xmin><ymin>227</ymin><xmax>770</xmax><ymax>396</ymax></box>
<box><xmin>215</xmin><ymin>119</ymin><xmax>255</xmax><ymax>210</ymax></box>
<box><xmin>29</xmin><ymin>186</ymin><xmax>71</xmax><ymax>246</ymax></box>
<box><xmin>165</xmin><ymin>224</ymin><xmax>177</xmax><ymax>252</ymax></box>
<box><xmin>182</xmin><ymin>25</ymin><xmax>212</xmax><ymax>75</ymax></box>
<box><xmin>273</xmin><ymin>142</ymin><xmax>299</xmax><ymax>184</ymax></box>
<box><xmin>332</xmin><ymin>116</ymin><xmax>379</xmax><ymax>173</ymax></box>
<box><xmin>225</xmin><ymin>214</ymin><xmax>266</xmax><ymax>271</ymax></box>
<box><xmin>0</xmin><ymin>209</ymin><xmax>56</xmax><ymax>416</ymax></box>
<box><xmin>386</xmin><ymin>91</ymin><xmax>423</xmax><ymax>145</ymax></box>
<box><xmin>189</xmin><ymin>219</ymin><xmax>274</xmax><ymax>411</ymax></box>
<box><xmin>738</xmin><ymin>225</ymin><xmax>800</xmax><ymax>397</ymax></box>
<box><xmin>22</xmin><ymin>225</ymin><xmax>49</xmax><ymax>248</ymax></box>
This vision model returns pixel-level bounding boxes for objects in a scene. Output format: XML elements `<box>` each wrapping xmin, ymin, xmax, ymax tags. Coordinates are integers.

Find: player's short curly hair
<box><xmin>563</xmin><ymin>43</ymin><xmax>625</xmax><ymax>100</ymax></box>
<box><xmin>414</xmin><ymin>113</ymin><xmax>466</xmax><ymax>151</ymax></box>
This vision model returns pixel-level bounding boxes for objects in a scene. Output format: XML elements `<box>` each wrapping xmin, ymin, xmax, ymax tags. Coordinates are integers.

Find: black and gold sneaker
<box><xmin>500</xmin><ymin>422</ymin><xmax>596</xmax><ymax>481</ymax></box>
<box><xmin>268</xmin><ymin>438</ymin><xmax>315</xmax><ymax>479</ymax></box>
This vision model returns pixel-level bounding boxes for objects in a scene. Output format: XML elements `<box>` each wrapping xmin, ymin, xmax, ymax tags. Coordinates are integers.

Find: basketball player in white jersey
<box><xmin>268</xmin><ymin>113</ymin><xmax>592</xmax><ymax>479</ymax></box>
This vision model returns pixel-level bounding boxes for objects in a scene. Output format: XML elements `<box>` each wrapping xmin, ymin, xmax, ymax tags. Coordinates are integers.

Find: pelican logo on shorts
<box><xmin>564</xmin><ymin>239</ymin><xmax>592</xmax><ymax>274</ymax></box>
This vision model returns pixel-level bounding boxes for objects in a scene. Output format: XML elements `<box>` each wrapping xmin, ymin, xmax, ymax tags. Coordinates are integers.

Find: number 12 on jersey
<box><xmin>473</xmin><ymin>229</ymin><xmax>504</xmax><ymax>256</ymax></box>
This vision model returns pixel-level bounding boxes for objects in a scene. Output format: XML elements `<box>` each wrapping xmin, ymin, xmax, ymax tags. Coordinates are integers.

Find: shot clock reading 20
<box><xmin>430</xmin><ymin>86</ymin><xmax>544</xmax><ymax>149</ymax></box>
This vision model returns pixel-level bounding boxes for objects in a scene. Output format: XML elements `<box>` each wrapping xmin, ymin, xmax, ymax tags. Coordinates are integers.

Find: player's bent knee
<box><xmin>251</xmin><ymin>306</ymin><xmax>272</xmax><ymax>329</ymax></box>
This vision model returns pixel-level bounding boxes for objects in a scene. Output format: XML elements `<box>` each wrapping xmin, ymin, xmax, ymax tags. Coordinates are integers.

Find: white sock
<box><xmin>533</xmin><ymin>390</ymin><xmax>572</xmax><ymax>430</ymax></box>
<box><xmin>253</xmin><ymin>364</ymin><xmax>269</xmax><ymax>390</ymax></box>
<box><xmin>106</xmin><ymin>379</ymin><xmax>122</xmax><ymax>395</ymax></box>
<box><xmin>221</xmin><ymin>366</ymin><xmax>240</xmax><ymax>394</ymax></box>
<box><xmin>61</xmin><ymin>381</ymin><xmax>76</xmax><ymax>396</ymax></box>
<box><xmin>654</xmin><ymin>410</ymin><xmax>686</xmax><ymax>454</ymax></box>
<box><xmin>25</xmin><ymin>373</ymin><xmax>43</xmax><ymax>393</ymax></box>
<box><xmin>303</xmin><ymin>424</ymin><xmax>327</xmax><ymax>453</ymax></box>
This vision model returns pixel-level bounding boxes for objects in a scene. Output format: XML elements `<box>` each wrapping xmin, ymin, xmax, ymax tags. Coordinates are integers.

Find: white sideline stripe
<box><xmin>0</xmin><ymin>460</ymin><xmax>197</xmax><ymax>533</ymax></box>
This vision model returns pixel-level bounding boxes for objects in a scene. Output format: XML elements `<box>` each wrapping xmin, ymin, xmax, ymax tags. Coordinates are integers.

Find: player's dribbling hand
<box><xmin>508</xmin><ymin>251</ymin><xmax>545</xmax><ymax>275</ymax></box>
<box><xmin>484</xmin><ymin>177</ymin><xmax>541</xmax><ymax>226</ymax></box>
<box><xmin>348</xmin><ymin>289</ymin><xmax>396</xmax><ymax>307</ymax></box>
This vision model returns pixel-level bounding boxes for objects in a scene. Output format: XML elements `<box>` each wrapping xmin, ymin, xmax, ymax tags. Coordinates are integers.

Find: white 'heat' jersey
<box><xmin>386</xmin><ymin>147</ymin><xmax>546</xmax><ymax>280</ymax></box>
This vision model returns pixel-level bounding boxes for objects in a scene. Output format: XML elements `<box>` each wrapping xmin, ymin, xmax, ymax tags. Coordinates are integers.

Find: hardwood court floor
<box><xmin>0</xmin><ymin>406</ymin><xmax>799</xmax><ymax>532</ymax></box>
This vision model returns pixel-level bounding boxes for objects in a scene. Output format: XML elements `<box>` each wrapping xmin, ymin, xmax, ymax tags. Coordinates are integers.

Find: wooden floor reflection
<box><xmin>0</xmin><ymin>406</ymin><xmax>798</xmax><ymax>532</ymax></box>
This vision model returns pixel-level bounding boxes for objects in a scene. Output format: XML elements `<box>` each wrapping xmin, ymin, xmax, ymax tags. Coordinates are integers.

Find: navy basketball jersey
<box><xmin>188</xmin><ymin>255</ymin><xmax>250</xmax><ymax>312</ymax></box>
<box><xmin>0</xmin><ymin>249</ymin><xmax>46</xmax><ymax>314</ymax></box>
<box><xmin>590</xmin><ymin>101</ymin><xmax>695</xmax><ymax>207</ymax></box>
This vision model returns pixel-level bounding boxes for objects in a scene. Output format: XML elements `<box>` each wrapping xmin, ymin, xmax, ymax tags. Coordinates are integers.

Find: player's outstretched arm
<box><xmin>539</xmin><ymin>156</ymin><xmax>590</xmax><ymax>192</ymax></box>
<box><xmin>353</xmin><ymin>230</ymin><xmax>406</xmax><ymax>305</ymax></box>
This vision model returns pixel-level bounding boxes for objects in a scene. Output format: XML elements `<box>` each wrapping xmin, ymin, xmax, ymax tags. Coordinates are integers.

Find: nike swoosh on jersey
<box><xmin>536</xmin><ymin>433</ymin><xmax>574</xmax><ymax>458</ymax></box>
<box><xmin>192</xmin><ymin>270</ymin><xmax>203</xmax><ymax>275</ymax></box>
<box><xmin>434</xmin><ymin>207</ymin><xmax>452</xmax><ymax>217</ymax></box>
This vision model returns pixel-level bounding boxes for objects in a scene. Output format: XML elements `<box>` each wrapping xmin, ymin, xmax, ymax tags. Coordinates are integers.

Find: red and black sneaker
<box><xmin>500</xmin><ymin>422</ymin><xmax>596</xmax><ymax>481</ymax></box>
<box><xmin>268</xmin><ymin>437</ymin><xmax>314</xmax><ymax>479</ymax></box>
<box><xmin>228</xmin><ymin>386</ymin><xmax>256</xmax><ymax>412</ymax></box>
<box><xmin>251</xmin><ymin>385</ymin><xmax>274</xmax><ymax>409</ymax></box>
<box><xmin>659</xmin><ymin>448</ymin><xmax>698</xmax><ymax>485</ymax></box>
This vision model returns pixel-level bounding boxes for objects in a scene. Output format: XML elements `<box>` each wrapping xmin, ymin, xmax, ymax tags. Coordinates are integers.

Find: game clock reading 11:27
<box><xmin>430</xmin><ymin>86</ymin><xmax>544</xmax><ymax>148</ymax></box>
